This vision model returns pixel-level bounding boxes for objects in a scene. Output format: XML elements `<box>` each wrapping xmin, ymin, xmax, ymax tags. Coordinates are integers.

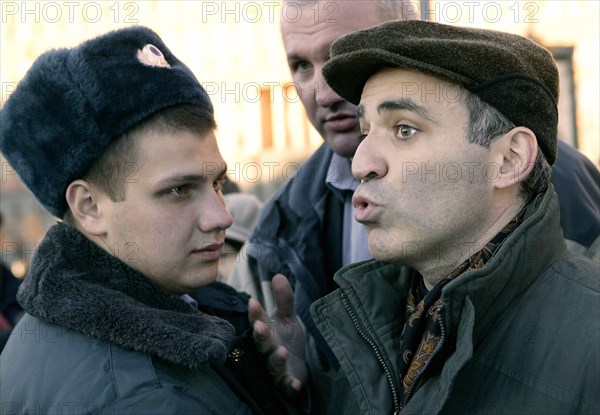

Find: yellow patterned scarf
<box><xmin>397</xmin><ymin>212</ymin><xmax>524</xmax><ymax>409</ymax></box>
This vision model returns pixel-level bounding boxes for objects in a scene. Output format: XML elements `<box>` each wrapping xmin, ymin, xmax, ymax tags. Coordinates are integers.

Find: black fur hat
<box><xmin>0</xmin><ymin>26</ymin><xmax>213</xmax><ymax>217</ymax></box>
<box><xmin>323</xmin><ymin>20</ymin><xmax>559</xmax><ymax>165</ymax></box>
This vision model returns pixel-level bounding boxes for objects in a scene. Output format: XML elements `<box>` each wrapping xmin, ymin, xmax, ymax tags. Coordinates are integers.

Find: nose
<box><xmin>351</xmin><ymin>134</ymin><xmax>388</xmax><ymax>182</ymax></box>
<box><xmin>198</xmin><ymin>191</ymin><xmax>233</xmax><ymax>233</ymax></box>
<box><xmin>314</xmin><ymin>68</ymin><xmax>343</xmax><ymax>107</ymax></box>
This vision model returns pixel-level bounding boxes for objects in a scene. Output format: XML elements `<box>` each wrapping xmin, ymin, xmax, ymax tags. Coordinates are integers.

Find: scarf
<box><xmin>397</xmin><ymin>212</ymin><xmax>524</xmax><ymax>408</ymax></box>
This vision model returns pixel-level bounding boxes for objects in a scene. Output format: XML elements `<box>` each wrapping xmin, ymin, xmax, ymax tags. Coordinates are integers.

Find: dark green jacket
<box><xmin>311</xmin><ymin>188</ymin><xmax>599</xmax><ymax>414</ymax></box>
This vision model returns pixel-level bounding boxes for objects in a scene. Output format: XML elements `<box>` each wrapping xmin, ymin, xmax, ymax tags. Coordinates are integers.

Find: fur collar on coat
<box><xmin>18</xmin><ymin>223</ymin><xmax>236</xmax><ymax>368</ymax></box>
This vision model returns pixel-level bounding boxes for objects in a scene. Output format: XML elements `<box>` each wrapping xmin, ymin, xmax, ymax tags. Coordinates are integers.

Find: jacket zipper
<box><xmin>401</xmin><ymin>305</ymin><xmax>447</xmax><ymax>407</ymax></box>
<box><xmin>341</xmin><ymin>292</ymin><xmax>401</xmax><ymax>415</ymax></box>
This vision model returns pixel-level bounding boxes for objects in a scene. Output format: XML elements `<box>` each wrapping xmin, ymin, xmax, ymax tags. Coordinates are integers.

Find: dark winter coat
<box><xmin>311</xmin><ymin>188</ymin><xmax>600</xmax><ymax>414</ymax></box>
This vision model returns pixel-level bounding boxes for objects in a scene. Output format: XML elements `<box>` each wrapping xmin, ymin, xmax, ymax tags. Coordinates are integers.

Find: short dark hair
<box><xmin>463</xmin><ymin>90</ymin><xmax>552</xmax><ymax>202</ymax></box>
<box><xmin>63</xmin><ymin>104</ymin><xmax>216</xmax><ymax>225</ymax></box>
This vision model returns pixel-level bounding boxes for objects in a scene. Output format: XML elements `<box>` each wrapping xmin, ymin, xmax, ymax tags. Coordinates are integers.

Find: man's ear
<box><xmin>65</xmin><ymin>180</ymin><xmax>108</xmax><ymax>236</ymax></box>
<box><xmin>489</xmin><ymin>127</ymin><xmax>537</xmax><ymax>189</ymax></box>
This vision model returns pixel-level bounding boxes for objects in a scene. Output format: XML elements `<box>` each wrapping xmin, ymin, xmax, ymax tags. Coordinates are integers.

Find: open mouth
<box><xmin>353</xmin><ymin>194</ymin><xmax>379</xmax><ymax>223</ymax></box>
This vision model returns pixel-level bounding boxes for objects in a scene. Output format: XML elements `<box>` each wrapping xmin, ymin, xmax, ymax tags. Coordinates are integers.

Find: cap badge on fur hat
<box><xmin>137</xmin><ymin>44</ymin><xmax>171</xmax><ymax>68</ymax></box>
<box><xmin>0</xmin><ymin>26</ymin><xmax>214</xmax><ymax>218</ymax></box>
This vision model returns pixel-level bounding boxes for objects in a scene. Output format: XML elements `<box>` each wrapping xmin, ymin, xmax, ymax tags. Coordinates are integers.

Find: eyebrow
<box><xmin>287</xmin><ymin>43</ymin><xmax>330</xmax><ymax>63</ymax></box>
<box><xmin>157</xmin><ymin>167</ymin><xmax>227</xmax><ymax>187</ymax></box>
<box><xmin>286</xmin><ymin>52</ymin><xmax>309</xmax><ymax>65</ymax></box>
<box><xmin>357</xmin><ymin>99</ymin><xmax>436</xmax><ymax>123</ymax></box>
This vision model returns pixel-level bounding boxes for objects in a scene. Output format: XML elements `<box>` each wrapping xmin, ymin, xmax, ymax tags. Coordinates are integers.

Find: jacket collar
<box><xmin>287</xmin><ymin>143</ymin><xmax>336</xmax><ymax>220</ymax></box>
<box><xmin>247</xmin><ymin>143</ymin><xmax>335</xmax><ymax>272</ymax></box>
<box><xmin>441</xmin><ymin>187</ymin><xmax>566</xmax><ymax>344</ymax></box>
<box><xmin>18</xmin><ymin>223</ymin><xmax>236</xmax><ymax>368</ymax></box>
<box><xmin>247</xmin><ymin>143</ymin><xmax>338</xmax><ymax>289</ymax></box>
<box><xmin>321</xmin><ymin>188</ymin><xmax>566</xmax><ymax>414</ymax></box>
<box><xmin>334</xmin><ymin>187</ymin><xmax>566</xmax><ymax>349</ymax></box>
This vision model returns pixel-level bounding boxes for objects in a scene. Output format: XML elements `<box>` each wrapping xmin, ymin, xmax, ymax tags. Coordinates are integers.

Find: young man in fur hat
<box><xmin>0</xmin><ymin>27</ymin><xmax>305</xmax><ymax>414</ymax></box>
<box><xmin>307</xmin><ymin>20</ymin><xmax>599</xmax><ymax>414</ymax></box>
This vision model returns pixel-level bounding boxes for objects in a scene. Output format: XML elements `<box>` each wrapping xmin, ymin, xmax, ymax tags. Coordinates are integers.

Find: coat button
<box><xmin>224</xmin><ymin>297</ymin><xmax>237</xmax><ymax>306</ymax></box>
<box><xmin>228</xmin><ymin>348</ymin><xmax>245</xmax><ymax>362</ymax></box>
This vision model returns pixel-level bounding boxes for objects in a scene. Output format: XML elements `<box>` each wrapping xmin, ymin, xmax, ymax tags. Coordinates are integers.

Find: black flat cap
<box><xmin>323</xmin><ymin>20</ymin><xmax>559</xmax><ymax>165</ymax></box>
<box><xmin>0</xmin><ymin>26</ymin><xmax>213</xmax><ymax>218</ymax></box>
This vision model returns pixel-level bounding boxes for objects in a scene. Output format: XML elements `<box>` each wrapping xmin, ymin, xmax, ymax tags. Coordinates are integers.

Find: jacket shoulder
<box><xmin>248</xmin><ymin>144</ymin><xmax>337</xmax><ymax>274</ymax></box>
<box><xmin>552</xmin><ymin>141</ymin><xmax>600</xmax><ymax>254</ymax></box>
<box><xmin>256</xmin><ymin>143</ymin><xmax>334</xmax><ymax>220</ymax></box>
<box><xmin>1</xmin><ymin>315</ymin><xmax>247</xmax><ymax>414</ymax></box>
<box><xmin>550</xmin><ymin>251</ymin><xmax>600</xmax><ymax>292</ymax></box>
<box><xmin>464</xmin><ymin>254</ymin><xmax>600</xmax><ymax>413</ymax></box>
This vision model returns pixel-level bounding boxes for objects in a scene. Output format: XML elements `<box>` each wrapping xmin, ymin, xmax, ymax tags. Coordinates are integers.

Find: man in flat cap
<box><xmin>233</xmin><ymin>1</ymin><xmax>598</xmax><ymax>412</ymax></box>
<box><xmin>0</xmin><ymin>27</ymin><xmax>306</xmax><ymax>414</ymax></box>
<box><xmin>309</xmin><ymin>20</ymin><xmax>599</xmax><ymax>414</ymax></box>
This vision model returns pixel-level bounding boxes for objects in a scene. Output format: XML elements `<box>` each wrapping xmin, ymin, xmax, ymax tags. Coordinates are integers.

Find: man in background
<box><xmin>230</xmin><ymin>2</ymin><xmax>417</xmax><ymax>411</ymax></box>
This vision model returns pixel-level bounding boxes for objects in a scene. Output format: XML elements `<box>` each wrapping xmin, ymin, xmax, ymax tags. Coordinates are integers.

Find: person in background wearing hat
<box><xmin>0</xmin><ymin>27</ymin><xmax>306</xmax><ymax>414</ymax></box>
<box><xmin>219</xmin><ymin>192</ymin><xmax>263</xmax><ymax>283</ymax></box>
<box><xmin>308</xmin><ymin>20</ymin><xmax>599</xmax><ymax>414</ymax></box>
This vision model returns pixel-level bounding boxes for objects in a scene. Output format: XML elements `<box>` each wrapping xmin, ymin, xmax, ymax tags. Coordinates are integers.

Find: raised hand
<box><xmin>248</xmin><ymin>274</ymin><xmax>307</xmax><ymax>396</ymax></box>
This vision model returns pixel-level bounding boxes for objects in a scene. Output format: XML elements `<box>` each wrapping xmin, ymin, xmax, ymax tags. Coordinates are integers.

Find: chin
<box><xmin>199</xmin><ymin>273</ymin><xmax>219</xmax><ymax>286</ymax></box>
<box><xmin>185</xmin><ymin>272</ymin><xmax>218</xmax><ymax>291</ymax></box>
<box><xmin>327</xmin><ymin>134</ymin><xmax>361</xmax><ymax>158</ymax></box>
<box><xmin>369</xmin><ymin>238</ymin><xmax>402</xmax><ymax>263</ymax></box>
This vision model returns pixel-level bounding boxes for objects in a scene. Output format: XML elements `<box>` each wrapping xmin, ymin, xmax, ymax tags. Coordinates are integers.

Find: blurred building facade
<box><xmin>1</xmin><ymin>1</ymin><xmax>598</xmax><ymax>271</ymax></box>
